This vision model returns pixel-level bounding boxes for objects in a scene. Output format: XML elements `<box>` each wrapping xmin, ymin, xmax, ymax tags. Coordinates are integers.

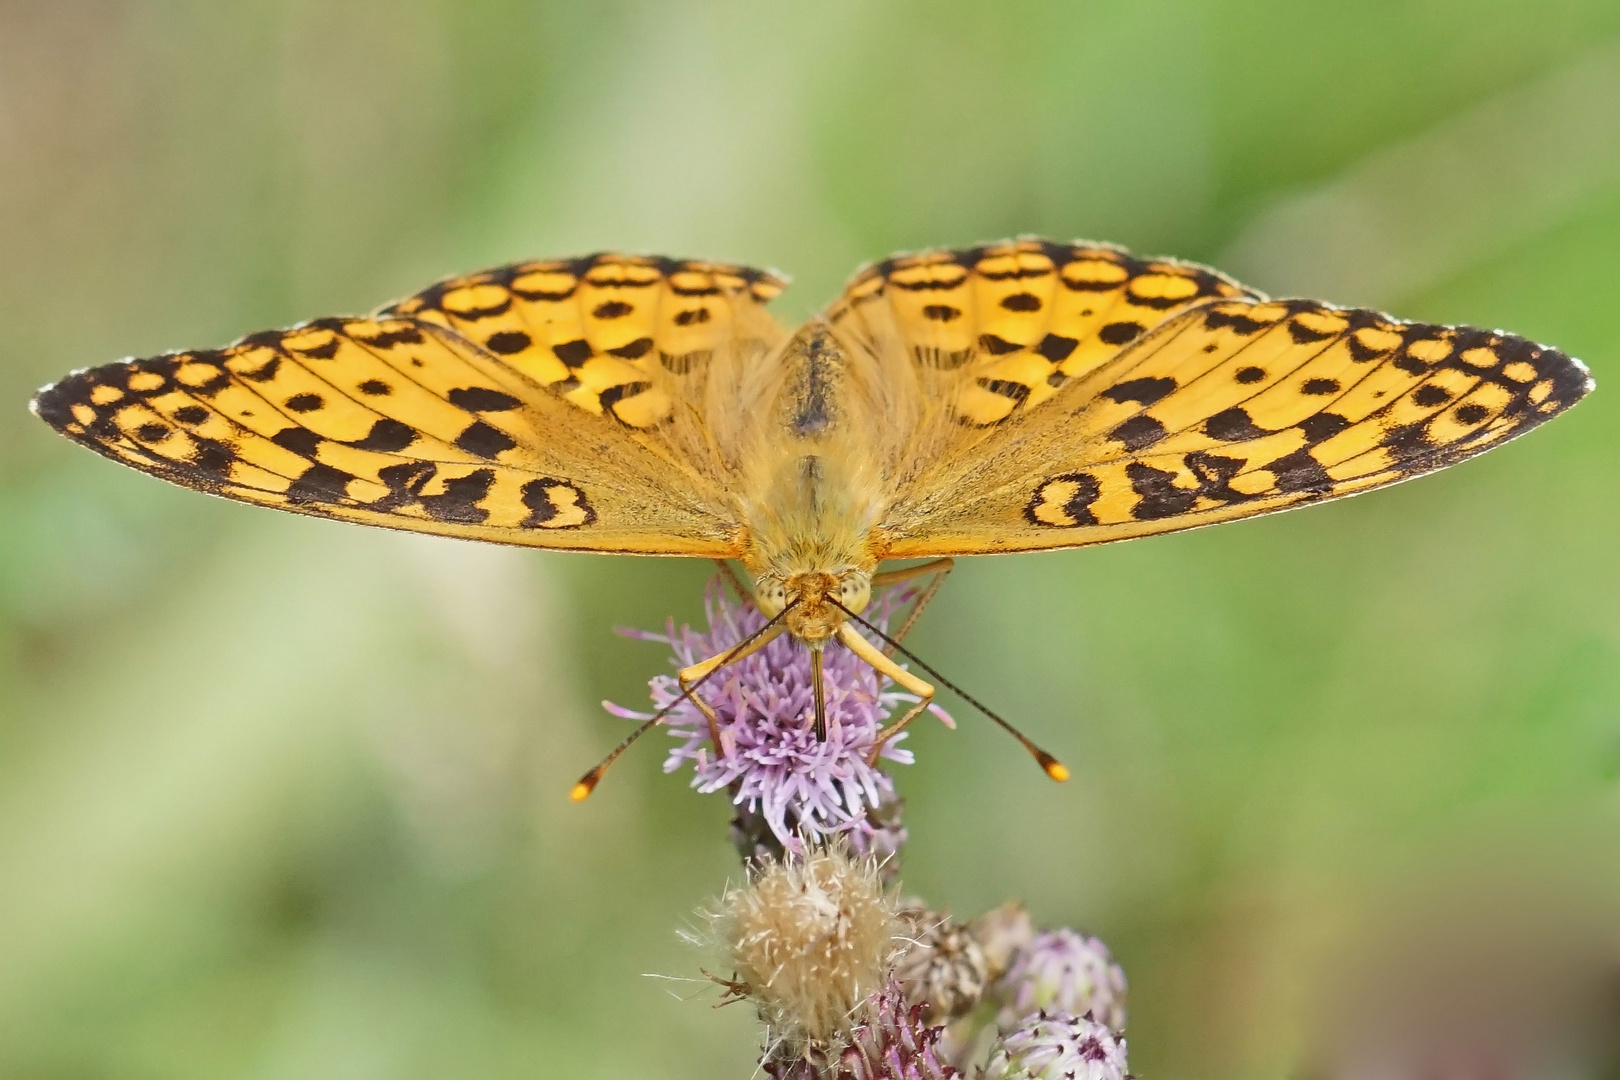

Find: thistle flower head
<box><xmin>828</xmin><ymin>980</ymin><xmax>963</xmax><ymax>1080</ymax></box>
<box><xmin>708</xmin><ymin>845</ymin><xmax>900</xmax><ymax>1054</ymax></box>
<box><xmin>891</xmin><ymin>906</ymin><xmax>989</xmax><ymax>1021</ymax></box>
<box><xmin>982</xmin><ymin>1012</ymin><xmax>1129</xmax><ymax>1080</ymax></box>
<box><xmin>995</xmin><ymin>929</ymin><xmax>1128</xmax><ymax>1033</ymax></box>
<box><xmin>608</xmin><ymin>579</ymin><xmax>950</xmax><ymax>848</ymax></box>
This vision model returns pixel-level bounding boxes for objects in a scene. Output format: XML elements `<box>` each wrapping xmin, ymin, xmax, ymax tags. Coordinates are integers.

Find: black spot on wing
<box><xmin>1109</xmin><ymin>414</ymin><xmax>1167</xmax><ymax>451</ymax></box>
<box><xmin>173</xmin><ymin>405</ymin><xmax>209</xmax><ymax>425</ymax></box>
<box><xmin>293</xmin><ymin>337</ymin><xmax>341</xmax><ymax>361</ymax></box>
<box><xmin>978</xmin><ymin>333</ymin><xmax>1023</xmax><ymax>356</ymax></box>
<box><xmin>1098</xmin><ymin>321</ymin><xmax>1146</xmax><ymax>346</ymax></box>
<box><xmin>1455</xmin><ymin>403</ymin><xmax>1490</xmax><ymax>425</ymax></box>
<box><xmin>607</xmin><ymin>337</ymin><xmax>654</xmax><ymax>360</ymax></box>
<box><xmin>271</xmin><ymin>427</ymin><xmax>323</xmax><ymax>457</ymax></box>
<box><xmin>284</xmin><ymin>393</ymin><xmax>323</xmax><ymax>413</ymax></box>
<box><xmin>241</xmin><ymin>356</ymin><xmax>282</xmax><ymax>382</ymax></box>
<box><xmin>1381</xmin><ymin>420</ymin><xmax>1435</xmax><ymax>458</ymax></box>
<box><xmin>1203</xmin><ymin>308</ymin><xmax>1272</xmax><ymax>336</ymax></box>
<box><xmin>286</xmin><ymin>462</ymin><xmax>355</xmax><ymax>504</ymax></box>
<box><xmin>593</xmin><ymin>301</ymin><xmax>633</xmax><ymax>319</ymax></box>
<box><xmin>1287</xmin><ymin>319</ymin><xmax>1337</xmax><ymax>344</ymax></box>
<box><xmin>419</xmin><ymin>469</ymin><xmax>494</xmax><ymax>524</ymax></box>
<box><xmin>354</xmin><ymin>325</ymin><xmax>423</xmax><ymax>349</ymax></box>
<box><xmin>347</xmin><ymin>418</ymin><xmax>418</xmax><ymax>453</ymax></box>
<box><xmin>520</xmin><ymin>477</ymin><xmax>596</xmax><ymax>528</ymax></box>
<box><xmin>1412</xmin><ymin>384</ymin><xmax>1451</xmax><ymax>407</ymax></box>
<box><xmin>1185</xmin><ymin>451</ymin><xmax>1252</xmax><ymax>503</ymax></box>
<box><xmin>448</xmin><ymin>387</ymin><xmax>522</xmax><ymax>411</ymax></box>
<box><xmin>1036</xmin><ymin>334</ymin><xmax>1078</xmax><ymax>362</ymax></box>
<box><xmin>1297</xmin><ymin>412</ymin><xmax>1350</xmax><ymax>443</ymax></box>
<box><xmin>358</xmin><ymin>379</ymin><xmax>391</xmax><ymax>396</ymax></box>
<box><xmin>1000</xmin><ymin>291</ymin><xmax>1042</xmax><ymax>312</ymax></box>
<box><xmin>1264</xmin><ymin>449</ymin><xmax>1332</xmax><ymax>494</ymax></box>
<box><xmin>454</xmin><ymin>420</ymin><xmax>516</xmax><ymax>459</ymax></box>
<box><xmin>1234</xmin><ymin>366</ymin><xmax>1266</xmax><ymax>384</ymax></box>
<box><xmin>1102</xmin><ymin>376</ymin><xmax>1175</xmax><ymax>406</ymax></box>
<box><xmin>1203</xmin><ymin>407</ymin><xmax>1267</xmax><ymax>441</ymax></box>
<box><xmin>1023</xmin><ymin>472</ymin><xmax>1101</xmax><ymax>527</ymax></box>
<box><xmin>484</xmin><ymin>330</ymin><xmax>532</xmax><ymax>356</ymax></box>
<box><xmin>371</xmin><ymin>460</ymin><xmax>436</xmax><ymax>511</ymax></box>
<box><xmin>1301</xmin><ymin>378</ymin><xmax>1340</xmax><ymax>396</ymax></box>
<box><xmin>923</xmin><ymin>305</ymin><xmax>961</xmax><ymax>322</ymax></box>
<box><xmin>1127</xmin><ymin>463</ymin><xmax>1196</xmax><ymax>520</ymax></box>
<box><xmin>191</xmin><ymin>437</ymin><xmax>236</xmax><ymax>477</ymax></box>
<box><xmin>552</xmin><ymin>340</ymin><xmax>593</xmax><ymax>368</ymax></box>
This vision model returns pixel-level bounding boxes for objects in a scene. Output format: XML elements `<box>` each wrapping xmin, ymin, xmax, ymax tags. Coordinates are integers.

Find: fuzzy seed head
<box><xmin>714</xmin><ymin>846</ymin><xmax>900</xmax><ymax>1051</ymax></box>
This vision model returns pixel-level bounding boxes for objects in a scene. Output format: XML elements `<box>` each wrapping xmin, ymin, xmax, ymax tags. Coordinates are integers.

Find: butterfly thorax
<box><xmin>738</xmin><ymin>322</ymin><xmax>885</xmax><ymax>645</ymax></box>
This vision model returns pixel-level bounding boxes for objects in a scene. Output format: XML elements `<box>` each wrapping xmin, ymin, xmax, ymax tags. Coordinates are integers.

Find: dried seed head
<box><xmin>892</xmin><ymin>906</ymin><xmax>990</xmax><ymax>1020</ymax></box>
<box><xmin>982</xmin><ymin>1012</ymin><xmax>1129</xmax><ymax>1080</ymax></box>
<box><xmin>969</xmin><ymin>902</ymin><xmax>1035</xmax><ymax>982</ymax></box>
<box><xmin>713</xmin><ymin>845</ymin><xmax>900</xmax><ymax>1052</ymax></box>
<box><xmin>995</xmin><ymin>930</ymin><xmax>1129</xmax><ymax>1033</ymax></box>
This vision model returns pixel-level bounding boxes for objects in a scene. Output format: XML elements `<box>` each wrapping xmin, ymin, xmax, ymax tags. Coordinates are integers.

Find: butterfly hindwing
<box><xmin>826</xmin><ymin>238</ymin><xmax>1256</xmax><ymax>427</ymax></box>
<box><xmin>386</xmin><ymin>253</ymin><xmax>787</xmax><ymax>429</ymax></box>
<box><xmin>32</xmin><ymin>256</ymin><xmax>790</xmax><ymax>555</ymax></box>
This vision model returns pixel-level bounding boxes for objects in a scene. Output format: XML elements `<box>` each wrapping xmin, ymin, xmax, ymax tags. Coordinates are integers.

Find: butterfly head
<box><xmin>754</xmin><ymin>568</ymin><xmax>872</xmax><ymax>645</ymax></box>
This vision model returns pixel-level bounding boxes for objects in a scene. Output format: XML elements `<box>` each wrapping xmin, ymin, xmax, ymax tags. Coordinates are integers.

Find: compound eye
<box><xmin>755</xmin><ymin>582</ymin><xmax>787</xmax><ymax>616</ymax></box>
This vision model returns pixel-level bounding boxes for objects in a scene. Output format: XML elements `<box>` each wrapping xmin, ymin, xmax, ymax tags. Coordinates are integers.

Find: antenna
<box><xmin>571</xmin><ymin>600</ymin><xmax>799</xmax><ymax>801</ymax></box>
<box><xmin>832</xmin><ymin>600</ymin><xmax>1069</xmax><ymax>782</ymax></box>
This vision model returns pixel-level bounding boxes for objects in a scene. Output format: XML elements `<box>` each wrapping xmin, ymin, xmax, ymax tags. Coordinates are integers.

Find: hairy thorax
<box><xmin>738</xmin><ymin>322</ymin><xmax>886</xmax><ymax>644</ymax></box>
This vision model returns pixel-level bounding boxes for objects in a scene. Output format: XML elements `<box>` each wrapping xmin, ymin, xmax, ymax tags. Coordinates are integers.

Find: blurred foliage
<box><xmin>3</xmin><ymin>2</ymin><xmax>1619</xmax><ymax>1078</ymax></box>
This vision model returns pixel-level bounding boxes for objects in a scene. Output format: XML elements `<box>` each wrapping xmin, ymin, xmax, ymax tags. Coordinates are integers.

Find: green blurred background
<box><xmin>3</xmin><ymin>2</ymin><xmax>1619</xmax><ymax>1077</ymax></box>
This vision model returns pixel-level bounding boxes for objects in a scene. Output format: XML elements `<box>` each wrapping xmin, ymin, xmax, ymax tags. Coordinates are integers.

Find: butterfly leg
<box><xmin>835</xmin><ymin>622</ymin><xmax>935</xmax><ymax>765</ymax></box>
<box><xmin>713</xmin><ymin>559</ymin><xmax>751</xmax><ymax>604</ymax></box>
<box><xmin>678</xmin><ymin>621</ymin><xmax>788</xmax><ymax>757</ymax></box>
<box><xmin>871</xmin><ymin>557</ymin><xmax>954</xmax><ymax>651</ymax></box>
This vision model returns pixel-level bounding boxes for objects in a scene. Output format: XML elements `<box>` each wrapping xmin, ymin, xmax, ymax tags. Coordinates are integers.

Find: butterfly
<box><xmin>31</xmin><ymin>238</ymin><xmax>1594</xmax><ymax>794</ymax></box>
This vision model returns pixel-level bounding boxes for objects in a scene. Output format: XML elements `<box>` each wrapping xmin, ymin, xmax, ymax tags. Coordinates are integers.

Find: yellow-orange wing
<box><xmin>32</xmin><ymin>254</ymin><xmax>788</xmax><ymax>555</ymax></box>
<box><xmin>824</xmin><ymin>239</ymin><xmax>1594</xmax><ymax>556</ymax></box>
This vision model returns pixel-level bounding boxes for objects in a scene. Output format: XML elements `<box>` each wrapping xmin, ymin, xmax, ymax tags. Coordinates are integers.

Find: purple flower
<box><xmin>982</xmin><ymin>1012</ymin><xmax>1129</xmax><ymax>1080</ymax></box>
<box><xmin>830</xmin><ymin>980</ymin><xmax>962</xmax><ymax>1080</ymax></box>
<box><xmin>763</xmin><ymin>980</ymin><xmax>961</xmax><ymax>1080</ymax></box>
<box><xmin>606</xmin><ymin>579</ymin><xmax>951</xmax><ymax>849</ymax></box>
<box><xmin>995</xmin><ymin>929</ymin><xmax>1129</xmax><ymax>1033</ymax></box>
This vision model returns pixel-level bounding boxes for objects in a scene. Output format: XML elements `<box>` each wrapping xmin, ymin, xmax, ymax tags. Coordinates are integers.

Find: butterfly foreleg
<box><xmin>713</xmin><ymin>559</ymin><xmax>752</xmax><ymax>605</ymax></box>
<box><xmin>836</xmin><ymin>622</ymin><xmax>935</xmax><ymax>765</ymax></box>
<box><xmin>679</xmin><ymin>621</ymin><xmax>788</xmax><ymax>757</ymax></box>
<box><xmin>871</xmin><ymin>557</ymin><xmax>954</xmax><ymax>651</ymax></box>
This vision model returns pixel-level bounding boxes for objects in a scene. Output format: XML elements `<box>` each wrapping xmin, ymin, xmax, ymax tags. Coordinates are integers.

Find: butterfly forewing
<box><xmin>855</xmin><ymin>250</ymin><xmax>1593</xmax><ymax>557</ymax></box>
<box><xmin>32</xmin><ymin>255</ymin><xmax>791</xmax><ymax>555</ymax></box>
<box><xmin>387</xmin><ymin>254</ymin><xmax>787</xmax><ymax>430</ymax></box>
